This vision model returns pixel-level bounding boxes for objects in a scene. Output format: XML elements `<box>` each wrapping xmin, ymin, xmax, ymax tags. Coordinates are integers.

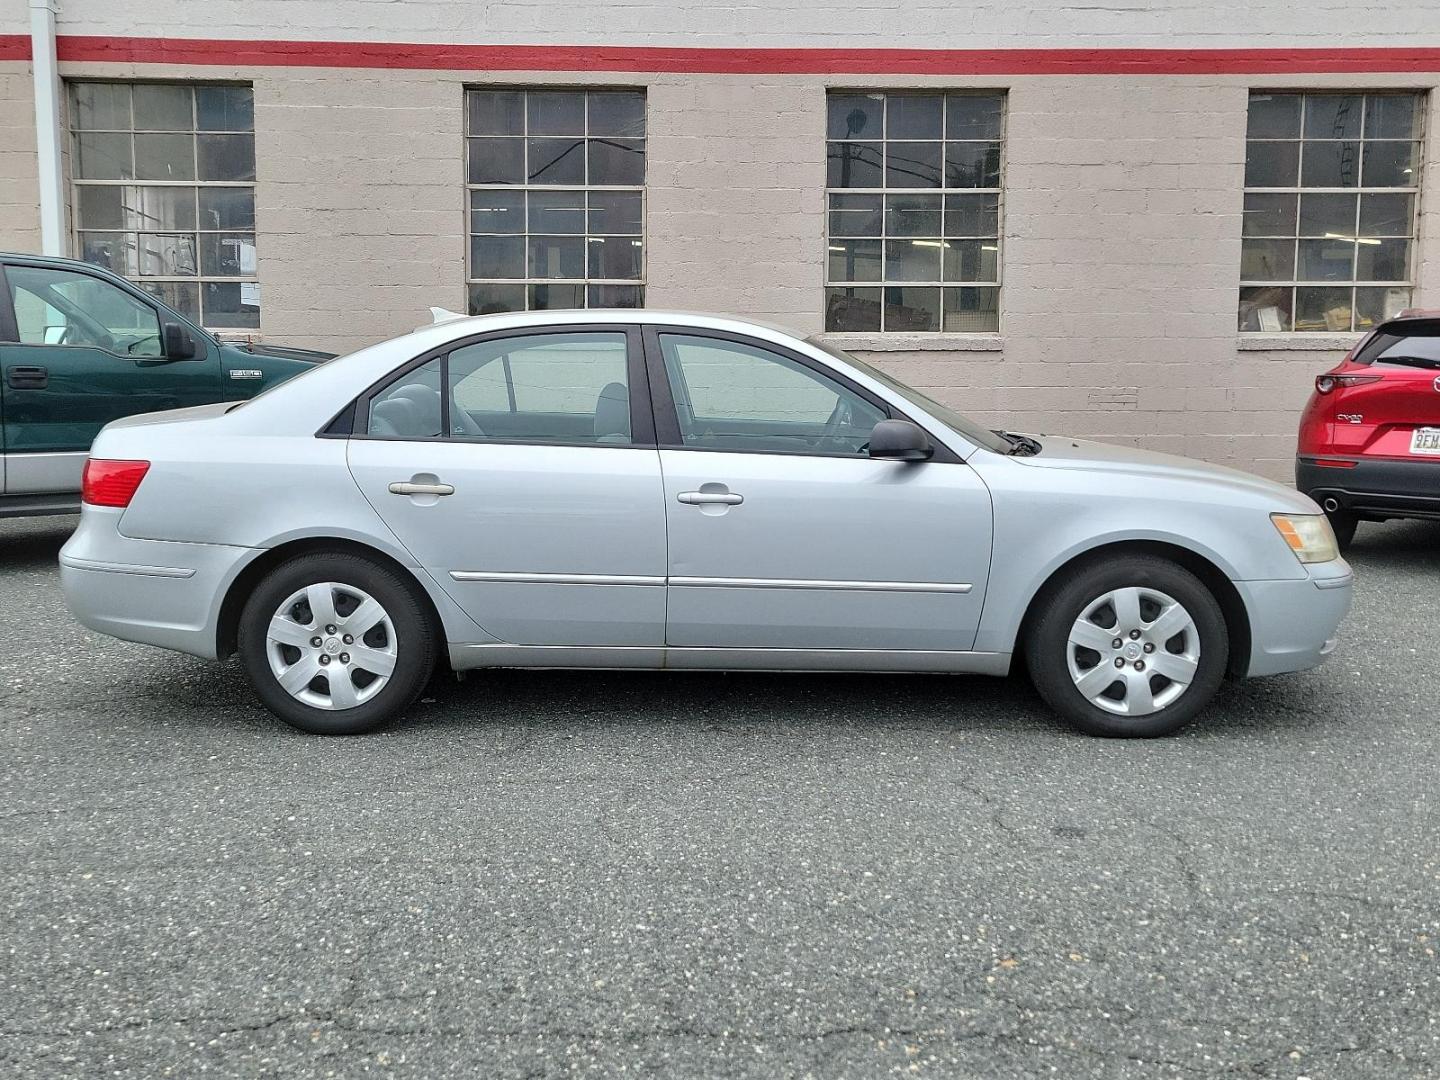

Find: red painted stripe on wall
<box><xmin>0</xmin><ymin>35</ymin><xmax>1436</xmax><ymax>75</ymax></box>
<box><xmin>0</xmin><ymin>34</ymin><xmax>30</xmax><ymax>61</ymax></box>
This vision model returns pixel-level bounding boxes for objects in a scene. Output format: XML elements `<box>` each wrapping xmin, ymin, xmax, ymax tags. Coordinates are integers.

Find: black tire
<box><xmin>237</xmin><ymin>552</ymin><xmax>437</xmax><ymax>735</ymax></box>
<box><xmin>1026</xmin><ymin>555</ymin><xmax>1228</xmax><ymax>738</ymax></box>
<box><xmin>1325</xmin><ymin>510</ymin><xmax>1358</xmax><ymax>551</ymax></box>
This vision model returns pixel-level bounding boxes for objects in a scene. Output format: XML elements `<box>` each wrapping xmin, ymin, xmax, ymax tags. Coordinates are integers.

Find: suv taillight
<box><xmin>1315</xmin><ymin>374</ymin><xmax>1382</xmax><ymax>394</ymax></box>
<box><xmin>81</xmin><ymin>459</ymin><xmax>150</xmax><ymax>507</ymax></box>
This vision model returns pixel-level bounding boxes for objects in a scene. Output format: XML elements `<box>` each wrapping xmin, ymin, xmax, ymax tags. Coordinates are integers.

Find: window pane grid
<box><xmin>1240</xmin><ymin>91</ymin><xmax>1423</xmax><ymax>333</ymax></box>
<box><xmin>466</xmin><ymin>89</ymin><xmax>646</xmax><ymax>314</ymax></box>
<box><xmin>70</xmin><ymin>82</ymin><xmax>258</xmax><ymax>330</ymax></box>
<box><xmin>825</xmin><ymin>92</ymin><xmax>1004</xmax><ymax>333</ymax></box>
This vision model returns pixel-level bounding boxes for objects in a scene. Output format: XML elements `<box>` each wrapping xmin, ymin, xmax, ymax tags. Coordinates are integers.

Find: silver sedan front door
<box><xmin>649</xmin><ymin>330</ymin><xmax>993</xmax><ymax>652</ymax></box>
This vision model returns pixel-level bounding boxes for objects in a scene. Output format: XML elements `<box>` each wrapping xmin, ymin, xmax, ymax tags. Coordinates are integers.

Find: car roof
<box><xmin>0</xmin><ymin>250</ymin><xmax>156</xmax><ymax>294</ymax></box>
<box><xmin>436</xmin><ymin>307</ymin><xmax>805</xmax><ymax>331</ymax></box>
<box><xmin>414</xmin><ymin>307</ymin><xmax>813</xmax><ymax>347</ymax></box>
<box><xmin>1368</xmin><ymin>312</ymin><xmax>1440</xmax><ymax>336</ymax></box>
<box><xmin>1</xmin><ymin>250</ymin><xmax>117</xmax><ymax>273</ymax></box>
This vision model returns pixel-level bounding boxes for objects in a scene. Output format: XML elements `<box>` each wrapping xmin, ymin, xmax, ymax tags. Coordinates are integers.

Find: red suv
<box><xmin>1297</xmin><ymin>310</ymin><xmax>1440</xmax><ymax>547</ymax></box>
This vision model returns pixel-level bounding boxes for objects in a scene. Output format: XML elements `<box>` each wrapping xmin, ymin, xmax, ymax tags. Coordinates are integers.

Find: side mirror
<box><xmin>162</xmin><ymin>322</ymin><xmax>200</xmax><ymax>360</ymax></box>
<box><xmin>868</xmin><ymin>419</ymin><xmax>932</xmax><ymax>462</ymax></box>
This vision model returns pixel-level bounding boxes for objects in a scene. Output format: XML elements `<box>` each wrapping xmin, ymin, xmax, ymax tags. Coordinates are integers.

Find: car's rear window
<box><xmin>1354</xmin><ymin>321</ymin><xmax>1440</xmax><ymax>370</ymax></box>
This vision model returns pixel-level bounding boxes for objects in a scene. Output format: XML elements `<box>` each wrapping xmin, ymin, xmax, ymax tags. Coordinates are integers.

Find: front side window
<box><xmin>1240</xmin><ymin>91</ymin><xmax>1424</xmax><ymax>333</ymax></box>
<box><xmin>366</xmin><ymin>332</ymin><xmax>634</xmax><ymax>445</ymax></box>
<box><xmin>70</xmin><ymin>81</ymin><xmax>259</xmax><ymax>330</ymax></box>
<box><xmin>659</xmin><ymin>333</ymin><xmax>886</xmax><ymax>455</ymax></box>
<box><xmin>7</xmin><ymin>264</ymin><xmax>163</xmax><ymax>356</ymax></box>
<box><xmin>465</xmin><ymin>89</ymin><xmax>645</xmax><ymax>315</ymax></box>
<box><xmin>825</xmin><ymin>91</ymin><xmax>1004</xmax><ymax>334</ymax></box>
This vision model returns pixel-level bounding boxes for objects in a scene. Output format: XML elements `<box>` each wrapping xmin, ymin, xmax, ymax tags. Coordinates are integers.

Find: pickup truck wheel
<box><xmin>1026</xmin><ymin>556</ymin><xmax>1228</xmax><ymax>738</ymax></box>
<box><xmin>237</xmin><ymin>553</ymin><xmax>436</xmax><ymax>735</ymax></box>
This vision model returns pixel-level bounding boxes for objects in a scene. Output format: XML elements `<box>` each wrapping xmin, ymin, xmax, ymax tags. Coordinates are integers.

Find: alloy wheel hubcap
<box><xmin>1065</xmin><ymin>586</ymin><xmax>1200</xmax><ymax>716</ymax></box>
<box><xmin>265</xmin><ymin>582</ymin><xmax>397</xmax><ymax>711</ymax></box>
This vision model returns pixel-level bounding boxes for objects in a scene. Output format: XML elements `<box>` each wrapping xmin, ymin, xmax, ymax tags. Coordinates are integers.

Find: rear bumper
<box><xmin>1297</xmin><ymin>455</ymin><xmax>1440</xmax><ymax>519</ymax></box>
<box><xmin>1236</xmin><ymin>559</ymin><xmax>1353</xmax><ymax>677</ymax></box>
<box><xmin>59</xmin><ymin>507</ymin><xmax>253</xmax><ymax>659</ymax></box>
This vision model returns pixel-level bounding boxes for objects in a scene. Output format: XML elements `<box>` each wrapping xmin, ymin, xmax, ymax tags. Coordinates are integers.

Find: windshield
<box><xmin>806</xmin><ymin>337</ymin><xmax>1013</xmax><ymax>454</ymax></box>
<box><xmin>1354</xmin><ymin>321</ymin><xmax>1440</xmax><ymax>369</ymax></box>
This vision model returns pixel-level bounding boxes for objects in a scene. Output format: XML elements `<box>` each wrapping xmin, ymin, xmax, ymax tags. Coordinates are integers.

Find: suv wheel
<box><xmin>1026</xmin><ymin>555</ymin><xmax>1228</xmax><ymax>738</ymax></box>
<box><xmin>237</xmin><ymin>553</ymin><xmax>437</xmax><ymax>735</ymax></box>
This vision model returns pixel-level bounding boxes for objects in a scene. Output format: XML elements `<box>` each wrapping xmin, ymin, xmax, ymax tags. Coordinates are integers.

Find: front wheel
<box><xmin>237</xmin><ymin>553</ymin><xmax>437</xmax><ymax>735</ymax></box>
<box><xmin>1026</xmin><ymin>556</ymin><xmax>1229</xmax><ymax>738</ymax></box>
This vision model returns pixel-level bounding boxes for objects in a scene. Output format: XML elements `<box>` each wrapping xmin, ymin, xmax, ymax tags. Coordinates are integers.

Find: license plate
<box><xmin>1411</xmin><ymin>427</ymin><xmax>1440</xmax><ymax>455</ymax></box>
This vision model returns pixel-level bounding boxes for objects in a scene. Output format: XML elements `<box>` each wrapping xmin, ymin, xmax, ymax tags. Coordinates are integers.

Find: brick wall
<box><xmin>645</xmin><ymin>76</ymin><xmax>823</xmax><ymax>330</ymax></box>
<box><xmin>253</xmin><ymin>70</ymin><xmax>467</xmax><ymax>352</ymax></box>
<box><xmin>0</xmin><ymin>64</ymin><xmax>41</xmax><ymax>253</ymax></box>
<box><xmin>47</xmin><ymin>0</ymin><xmax>1440</xmax><ymax>48</ymax></box>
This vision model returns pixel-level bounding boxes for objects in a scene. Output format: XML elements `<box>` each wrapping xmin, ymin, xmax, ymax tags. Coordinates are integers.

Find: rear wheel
<box><xmin>237</xmin><ymin>553</ymin><xmax>437</xmax><ymax>735</ymax></box>
<box><xmin>1026</xmin><ymin>556</ymin><xmax>1228</xmax><ymax>738</ymax></box>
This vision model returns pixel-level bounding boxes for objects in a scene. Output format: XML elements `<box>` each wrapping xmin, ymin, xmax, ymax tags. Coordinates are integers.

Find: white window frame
<box><xmin>824</xmin><ymin>90</ymin><xmax>1005</xmax><ymax>335</ymax></box>
<box><xmin>464</xmin><ymin>87</ymin><xmax>646</xmax><ymax>314</ymax></box>
<box><xmin>68</xmin><ymin>80</ymin><xmax>259</xmax><ymax>332</ymax></box>
<box><xmin>1240</xmin><ymin>90</ymin><xmax>1425</xmax><ymax>334</ymax></box>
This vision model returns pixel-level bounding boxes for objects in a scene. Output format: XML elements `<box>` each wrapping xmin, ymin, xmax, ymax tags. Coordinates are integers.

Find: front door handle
<box><xmin>389</xmin><ymin>480</ymin><xmax>455</xmax><ymax>496</ymax></box>
<box><xmin>678</xmin><ymin>490</ymin><xmax>743</xmax><ymax>506</ymax></box>
<box><xmin>7</xmin><ymin>365</ymin><xmax>48</xmax><ymax>390</ymax></box>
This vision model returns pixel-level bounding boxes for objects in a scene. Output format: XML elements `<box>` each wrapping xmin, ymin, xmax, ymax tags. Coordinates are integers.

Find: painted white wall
<box><xmin>46</xmin><ymin>0</ymin><xmax>1440</xmax><ymax>49</ymax></box>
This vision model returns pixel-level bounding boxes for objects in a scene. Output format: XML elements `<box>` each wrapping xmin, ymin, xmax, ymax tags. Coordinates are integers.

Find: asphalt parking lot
<box><xmin>2</xmin><ymin>515</ymin><xmax>1437</xmax><ymax>1079</ymax></box>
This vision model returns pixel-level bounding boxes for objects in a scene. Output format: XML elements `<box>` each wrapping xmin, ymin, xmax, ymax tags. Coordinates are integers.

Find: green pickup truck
<box><xmin>0</xmin><ymin>252</ymin><xmax>332</xmax><ymax>517</ymax></box>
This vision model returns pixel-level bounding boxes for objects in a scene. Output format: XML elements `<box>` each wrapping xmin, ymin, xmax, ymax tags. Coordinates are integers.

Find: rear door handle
<box><xmin>7</xmin><ymin>365</ymin><xmax>48</xmax><ymax>389</ymax></box>
<box><xmin>389</xmin><ymin>481</ymin><xmax>455</xmax><ymax>496</ymax></box>
<box><xmin>678</xmin><ymin>491</ymin><xmax>743</xmax><ymax>505</ymax></box>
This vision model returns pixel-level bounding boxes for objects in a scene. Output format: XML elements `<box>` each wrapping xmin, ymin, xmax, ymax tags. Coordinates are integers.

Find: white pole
<box><xmin>29</xmin><ymin>0</ymin><xmax>64</xmax><ymax>256</ymax></box>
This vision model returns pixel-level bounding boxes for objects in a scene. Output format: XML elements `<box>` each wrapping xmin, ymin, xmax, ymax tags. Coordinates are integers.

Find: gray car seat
<box><xmin>594</xmin><ymin>382</ymin><xmax>631</xmax><ymax>443</ymax></box>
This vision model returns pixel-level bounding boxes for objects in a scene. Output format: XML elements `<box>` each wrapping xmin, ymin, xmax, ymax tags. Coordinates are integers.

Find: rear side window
<box><xmin>368</xmin><ymin>359</ymin><xmax>444</xmax><ymax>439</ymax></box>
<box><xmin>364</xmin><ymin>332</ymin><xmax>634</xmax><ymax>445</ymax></box>
<box><xmin>1354</xmin><ymin>322</ymin><xmax>1440</xmax><ymax>369</ymax></box>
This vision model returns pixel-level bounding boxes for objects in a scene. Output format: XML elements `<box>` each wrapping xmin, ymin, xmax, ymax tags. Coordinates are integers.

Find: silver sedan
<box><xmin>60</xmin><ymin>311</ymin><xmax>1352</xmax><ymax>737</ymax></box>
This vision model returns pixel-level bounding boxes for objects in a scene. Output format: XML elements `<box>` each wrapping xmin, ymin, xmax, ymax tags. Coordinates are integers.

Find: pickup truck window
<box><xmin>7</xmin><ymin>265</ymin><xmax>164</xmax><ymax>358</ymax></box>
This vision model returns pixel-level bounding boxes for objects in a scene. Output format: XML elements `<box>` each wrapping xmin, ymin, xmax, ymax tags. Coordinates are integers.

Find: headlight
<box><xmin>1271</xmin><ymin>513</ymin><xmax>1339</xmax><ymax>564</ymax></box>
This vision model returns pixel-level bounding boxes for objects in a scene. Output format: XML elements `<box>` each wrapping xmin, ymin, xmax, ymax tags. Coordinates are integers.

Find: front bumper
<box><xmin>1297</xmin><ymin>455</ymin><xmax>1440</xmax><ymax>520</ymax></box>
<box><xmin>1235</xmin><ymin>558</ymin><xmax>1353</xmax><ymax>677</ymax></box>
<box><xmin>60</xmin><ymin>507</ymin><xmax>254</xmax><ymax>659</ymax></box>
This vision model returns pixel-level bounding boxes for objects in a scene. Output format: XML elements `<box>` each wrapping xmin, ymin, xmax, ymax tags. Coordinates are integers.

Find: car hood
<box><xmin>1011</xmin><ymin>435</ymin><xmax>1319</xmax><ymax>511</ymax></box>
<box><xmin>233</xmin><ymin>341</ymin><xmax>336</xmax><ymax>364</ymax></box>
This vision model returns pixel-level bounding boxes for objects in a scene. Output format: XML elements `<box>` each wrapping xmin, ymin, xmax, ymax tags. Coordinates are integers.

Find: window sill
<box><xmin>818</xmin><ymin>333</ymin><xmax>1004</xmax><ymax>353</ymax></box>
<box><xmin>1236</xmin><ymin>333</ymin><xmax>1362</xmax><ymax>352</ymax></box>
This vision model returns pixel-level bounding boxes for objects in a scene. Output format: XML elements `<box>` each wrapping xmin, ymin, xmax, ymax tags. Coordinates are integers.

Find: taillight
<box><xmin>1315</xmin><ymin>374</ymin><xmax>1382</xmax><ymax>394</ymax></box>
<box><xmin>81</xmin><ymin>458</ymin><xmax>150</xmax><ymax>507</ymax></box>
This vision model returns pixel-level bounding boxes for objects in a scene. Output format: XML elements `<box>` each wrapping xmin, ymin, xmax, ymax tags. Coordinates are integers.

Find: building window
<box><xmin>825</xmin><ymin>92</ymin><xmax>1003</xmax><ymax>334</ymax></box>
<box><xmin>1240</xmin><ymin>92</ymin><xmax>1424</xmax><ymax>333</ymax></box>
<box><xmin>70</xmin><ymin>82</ymin><xmax>259</xmax><ymax>330</ymax></box>
<box><xmin>465</xmin><ymin>89</ymin><xmax>645</xmax><ymax>315</ymax></box>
